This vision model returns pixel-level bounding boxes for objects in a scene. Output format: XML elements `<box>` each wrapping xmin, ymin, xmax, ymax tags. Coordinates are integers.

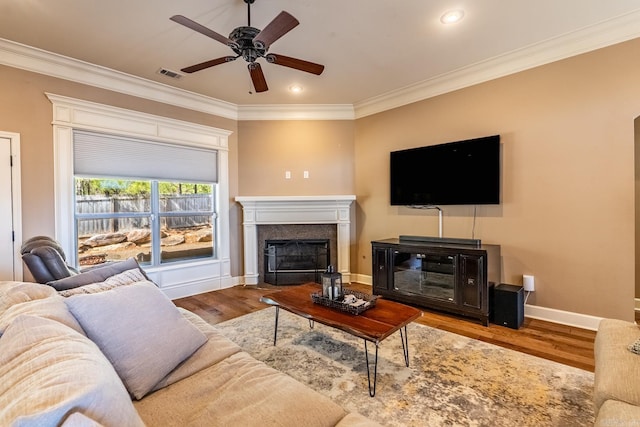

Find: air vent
<box><xmin>157</xmin><ymin>68</ymin><xmax>183</xmax><ymax>79</ymax></box>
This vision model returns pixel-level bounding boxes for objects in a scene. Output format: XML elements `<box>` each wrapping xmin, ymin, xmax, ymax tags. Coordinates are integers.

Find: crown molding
<box><xmin>0</xmin><ymin>37</ymin><xmax>351</xmax><ymax>121</ymax></box>
<box><xmin>1</xmin><ymin>7</ymin><xmax>640</xmax><ymax>122</ymax></box>
<box><xmin>237</xmin><ymin>104</ymin><xmax>354</xmax><ymax>121</ymax></box>
<box><xmin>353</xmin><ymin>8</ymin><xmax>640</xmax><ymax>118</ymax></box>
<box><xmin>0</xmin><ymin>38</ymin><xmax>239</xmax><ymax>120</ymax></box>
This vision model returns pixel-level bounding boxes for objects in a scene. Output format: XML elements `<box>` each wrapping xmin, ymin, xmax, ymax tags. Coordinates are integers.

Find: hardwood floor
<box><xmin>174</xmin><ymin>282</ymin><xmax>596</xmax><ymax>372</ymax></box>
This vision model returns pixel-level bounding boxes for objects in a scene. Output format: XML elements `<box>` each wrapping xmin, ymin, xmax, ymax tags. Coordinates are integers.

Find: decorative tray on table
<box><xmin>310</xmin><ymin>288</ymin><xmax>379</xmax><ymax>315</ymax></box>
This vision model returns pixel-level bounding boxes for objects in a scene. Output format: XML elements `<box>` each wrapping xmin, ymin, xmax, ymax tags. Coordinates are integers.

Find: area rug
<box><xmin>216</xmin><ymin>308</ymin><xmax>594</xmax><ymax>427</ymax></box>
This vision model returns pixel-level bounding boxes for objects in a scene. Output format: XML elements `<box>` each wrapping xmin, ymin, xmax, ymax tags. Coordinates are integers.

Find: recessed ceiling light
<box><xmin>289</xmin><ymin>84</ymin><xmax>303</xmax><ymax>93</ymax></box>
<box><xmin>440</xmin><ymin>9</ymin><xmax>464</xmax><ymax>24</ymax></box>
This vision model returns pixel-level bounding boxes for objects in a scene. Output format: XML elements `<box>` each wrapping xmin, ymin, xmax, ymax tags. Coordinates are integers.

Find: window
<box><xmin>75</xmin><ymin>179</ymin><xmax>216</xmax><ymax>267</ymax></box>
<box><xmin>73</xmin><ymin>130</ymin><xmax>219</xmax><ymax>268</ymax></box>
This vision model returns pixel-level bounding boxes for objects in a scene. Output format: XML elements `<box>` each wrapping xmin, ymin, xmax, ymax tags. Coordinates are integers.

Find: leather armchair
<box><xmin>20</xmin><ymin>236</ymin><xmax>78</xmax><ymax>284</ymax></box>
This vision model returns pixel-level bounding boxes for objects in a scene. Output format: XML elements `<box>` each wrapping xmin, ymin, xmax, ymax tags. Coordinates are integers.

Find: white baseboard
<box><xmin>524</xmin><ymin>304</ymin><xmax>602</xmax><ymax>331</ymax></box>
<box><xmin>163</xmin><ymin>275</ymin><xmax>240</xmax><ymax>300</ymax></box>
<box><xmin>354</xmin><ymin>274</ymin><xmax>602</xmax><ymax>331</ymax></box>
<box><xmin>350</xmin><ymin>273</ymin><xmax>373</xmax><ymax>286</ymax></box>
<box><xmin>635</xmin><ymin>298</ymin><xmax>640</xmax><ymax>311</ymax></box>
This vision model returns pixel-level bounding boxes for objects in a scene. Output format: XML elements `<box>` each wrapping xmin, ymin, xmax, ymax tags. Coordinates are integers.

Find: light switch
<box><xmin>303</xmin><ymin>171</ymin><xmax>309</xmax><ymax>179</ymax></box>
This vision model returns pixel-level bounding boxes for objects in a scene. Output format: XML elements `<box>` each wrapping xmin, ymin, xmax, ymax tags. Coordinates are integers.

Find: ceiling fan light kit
<box><xmin>171</xmin><ymin>0</ymin><xmax>325</xmax><ymax>93</ymax></box>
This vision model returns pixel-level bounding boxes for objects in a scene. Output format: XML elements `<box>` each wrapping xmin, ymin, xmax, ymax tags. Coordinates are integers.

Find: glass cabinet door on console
<box><xmin>460</xmin><ymin>254</ymin><xmax>483</xmax><ymax>310</ymax></box>
<box><xmin>392</xmin><ymin>251</ymin><xmax>457</xmax><ymax>305</ymax></box>
<box><xmin>372</xmin><ymin>247</ymin><xmax>390</xmax><ymax>291</ymax></box>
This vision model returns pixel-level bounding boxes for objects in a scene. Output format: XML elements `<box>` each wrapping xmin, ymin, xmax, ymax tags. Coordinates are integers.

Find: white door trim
<box><xmin>0</xmin><ymin>131</ymin><xmax>23</xmax><ymax>281</ymax></box>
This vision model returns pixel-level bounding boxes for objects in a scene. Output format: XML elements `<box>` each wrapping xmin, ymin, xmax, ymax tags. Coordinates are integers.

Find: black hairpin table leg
<box><xmin>400</xmin><ymin>325</ymin><xmax>409</xmax><ymax>367</ymax></box>
<box><xmin>364</xmin><ymin>326</ymin><xmax>410</xmax><ymax>397</ymax></box>
<box><xmin>364</xmin><ymin>340</ymin><xmax>379</xmax><ymax>397</ymax></box>
<box><xmin>272</xmin><ymin>306</ymin><xmax>279</xmax><ymax>346</ymax></box>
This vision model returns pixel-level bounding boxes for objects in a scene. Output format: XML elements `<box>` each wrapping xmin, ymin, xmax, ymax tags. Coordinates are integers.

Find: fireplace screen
<box><xmin>264</xmin><ymin>239</ymin><xmax>329</xmax><ymax>285</ymax></box>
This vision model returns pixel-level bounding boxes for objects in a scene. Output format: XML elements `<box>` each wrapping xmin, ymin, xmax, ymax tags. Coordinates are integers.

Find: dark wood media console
<box><xmin>372</xmin><ymin>236</ymin><xmax>501</xmax><ymax>326</ymax></box>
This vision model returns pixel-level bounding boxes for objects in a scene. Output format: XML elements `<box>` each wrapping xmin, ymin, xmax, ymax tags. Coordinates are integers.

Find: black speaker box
<box><xmin>491</xmin><ymin>283</ymin><xmax>524</xmax><ymax>329</ymax></box>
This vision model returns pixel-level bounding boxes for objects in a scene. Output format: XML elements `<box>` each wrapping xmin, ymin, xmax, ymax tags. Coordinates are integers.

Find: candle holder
<box><xmin>321</xmin><ymin>265</ymin><xmax>342</xmax><ymax>301</ymax></box>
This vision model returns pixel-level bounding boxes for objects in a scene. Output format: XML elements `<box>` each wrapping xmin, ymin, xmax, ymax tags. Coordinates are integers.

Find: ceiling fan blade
<box><xmin>253</xmin><ymin>11</ymin><xmax>299</xmax><ymax>50</ymax></box>
<box><xmin>181</xmin><ymin>56</ymin><xmax>237</xmax><ymax>74</ymax></box>
<box><xmin>170</xmin><ymin>15</ymin><xmax>236</xmax><ymax>48</ymax></box>
<box><xmin>266</xmin><ymin>54</ymin><xmax>324</xmax><ymax>75</ymax></box>
<box><xmin>249</xmin><ymin>63</ymin><xmax>268</xmax><ymax>93</ymax></box>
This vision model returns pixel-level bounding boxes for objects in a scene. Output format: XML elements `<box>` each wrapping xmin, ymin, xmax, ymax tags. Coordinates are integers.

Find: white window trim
<box><xmin>47</xmin><ymin>93</ymin><xmax>233</xmax><ymax>298</ymax></box>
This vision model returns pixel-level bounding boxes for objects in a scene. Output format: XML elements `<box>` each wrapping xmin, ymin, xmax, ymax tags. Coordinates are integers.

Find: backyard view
<box><xmin>75</xmin><ymin>178</ymin><xmax>215</xmax><ymax>267</ymax></box>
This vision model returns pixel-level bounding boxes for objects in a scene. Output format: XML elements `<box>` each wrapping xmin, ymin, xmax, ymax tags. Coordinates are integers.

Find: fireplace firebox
<box><xmin>264</xmin><ymin>239</ymin><xmax>329</xmax><ymax>285</ymax></box>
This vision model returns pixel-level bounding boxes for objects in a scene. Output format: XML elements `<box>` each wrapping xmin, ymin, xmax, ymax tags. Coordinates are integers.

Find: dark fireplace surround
<box><xmin>258</xmin><ymin>224</ymin><xmax>337</xmax><ymax>285</ymax></box>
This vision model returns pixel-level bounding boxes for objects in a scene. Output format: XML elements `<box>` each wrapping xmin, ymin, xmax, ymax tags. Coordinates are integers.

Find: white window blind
<box><xmin>73</xmin><ymin>131</ymin><xmax>218</xmax><ymax>183</ymax></box>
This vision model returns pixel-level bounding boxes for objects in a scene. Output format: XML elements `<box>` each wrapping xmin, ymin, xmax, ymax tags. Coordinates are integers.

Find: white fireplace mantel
<box><xmin>235</xmin><ymin>195</ymin><xmax>356</xmax><ymax>285</ymax></box>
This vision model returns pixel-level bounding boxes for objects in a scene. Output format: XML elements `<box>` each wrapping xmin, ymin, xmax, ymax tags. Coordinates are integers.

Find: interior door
<box><xmin>0</xmin><ymin>136</ymin><xmax>15</xmax><ymax>280</ymax></box>
<box><xmin>0</xmin><ymin>133</ymin><xmax>22</xmax><ymax>281</ymax></box>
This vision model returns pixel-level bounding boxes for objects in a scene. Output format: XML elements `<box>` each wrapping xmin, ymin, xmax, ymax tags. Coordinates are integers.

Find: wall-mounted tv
<box><xmin>390</xmin><ymin>135</ymin><xmax>500</xmax><ymax>206</ymax></box>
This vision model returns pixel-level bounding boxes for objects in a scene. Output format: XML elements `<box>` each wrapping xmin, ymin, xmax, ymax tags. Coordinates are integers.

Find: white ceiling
<box><xmin>1</xmin><ymin>0</ymin><xmax>640</xmax><ymax>113</ymax></box>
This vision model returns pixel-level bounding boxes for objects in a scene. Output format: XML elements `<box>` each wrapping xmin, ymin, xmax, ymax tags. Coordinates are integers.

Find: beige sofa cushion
<box><xmin>151</xmin><ymin>308</ymin><xmax>242</xmax><ymax>392</ymax></box>
<box><xmin>595</xmin><ymin>399</ymin><xmax>640</xmax><ymax>426</ymax></box>
<box><xmin>594</xmin><ymin>318</ymin><xmax>640</xmax><ymax>412</ymax></box>
<box><xmin>0</xmin><ymin>281</ymin><xmax>57</xmax><ymax>314</ymax></box>
<box><xmin>0</xmin><ymin>294</ymin><xmax>84</xmax><ymax>335</ymax></box>
<box><xmin>135</xmin><ymin>351</ymin><xmax>349</xmax><ymax>427</ymax></box>
<box><xmin>0</xmin><ymin>315</ymin><xmax>143</xmax><ymax>427</ymax></box>
<box><xmin>335</xmin><ymin>413</ymin><xmax>382</xmax><ymax>427</ymax></box>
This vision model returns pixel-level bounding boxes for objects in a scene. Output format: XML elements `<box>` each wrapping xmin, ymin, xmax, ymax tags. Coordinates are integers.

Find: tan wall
<box><xmin>355</xmin><ymin>39</ymin><xmax>640</xmax><ymax>321</ymax></box>
<box><xmin>0</xmin><ymin>65</ymin><xmax>242</xmax><ymax>276</ymax></box>
<box><xmin>237</xmin><ymin>120</ymin><xmax>355</xmax><ymax>196</ymax></box>
<box><xmin>236</xmin><ymin>120</ymin><xmax>356</xmax><ymax>274</ymax></box>
<box><xmin>3</xmin><ymin>36</ymin><xmax>640</xmax><ymax>320</ymax></box>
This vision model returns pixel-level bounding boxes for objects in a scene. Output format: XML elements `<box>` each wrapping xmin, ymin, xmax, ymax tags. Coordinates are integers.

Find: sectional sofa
<box><xmin>0</xmin><ymin>259</ymin><xmax>378</xmax><ymax>426</ymax></box>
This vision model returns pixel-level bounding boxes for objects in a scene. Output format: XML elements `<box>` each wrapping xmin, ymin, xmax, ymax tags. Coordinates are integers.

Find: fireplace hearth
<box><xmin>264</xmin><ymin>239</ymin><xmax>329</xmax><ymax>285</ymax></box>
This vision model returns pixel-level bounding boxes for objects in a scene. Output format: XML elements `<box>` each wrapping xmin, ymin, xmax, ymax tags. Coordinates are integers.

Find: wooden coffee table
<box><xmin>260</xmin><ymin>283</ymin><xmax>422</xmax><ymax>396</ymax></box>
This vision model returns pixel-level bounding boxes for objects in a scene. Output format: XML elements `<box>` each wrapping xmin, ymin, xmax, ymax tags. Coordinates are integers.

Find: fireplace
<box><xmin>264</xmin><ymin>239</ymin><xmax>329</xmax><ymax>285</ymax></box>
<box><xmin>235</xmin><ymin>195</ymin><xmax>356</xmax><ymax>285</ymax></box>
<box><xmin>258</xmin><ymin>224</ymin><xmax>337</xmax><ymax>284</ymax></box>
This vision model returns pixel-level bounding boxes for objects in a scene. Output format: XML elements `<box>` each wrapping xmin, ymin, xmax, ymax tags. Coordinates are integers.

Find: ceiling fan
<box><xmin>170</xmin><ymin>0</ymin><xmax>325</xmax><ymax>93</ymax></box>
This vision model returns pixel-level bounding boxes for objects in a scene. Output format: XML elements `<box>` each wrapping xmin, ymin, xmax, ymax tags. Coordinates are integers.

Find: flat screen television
<box><xmin>390</xmin><ymin>135</ymin><xmax>500</xmax><ymax>206</ymax></box>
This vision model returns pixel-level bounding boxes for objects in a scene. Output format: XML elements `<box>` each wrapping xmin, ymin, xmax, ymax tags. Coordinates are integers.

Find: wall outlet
<box><xmin>303</xmin><ymin>171</ymin><xmax>309</xmax><ymax>179</ymax></box>
<box><xmin>285</xmin><ymin>171</ymin><xmax>291</xmax><ymax>179</ymax></box>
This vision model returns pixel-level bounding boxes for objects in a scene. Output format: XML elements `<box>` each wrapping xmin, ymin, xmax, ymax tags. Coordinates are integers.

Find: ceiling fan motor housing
<box><xmin>229</xmin><ymin>26</ymin><xmax>266</xmax><ymax>63</ymax></box>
